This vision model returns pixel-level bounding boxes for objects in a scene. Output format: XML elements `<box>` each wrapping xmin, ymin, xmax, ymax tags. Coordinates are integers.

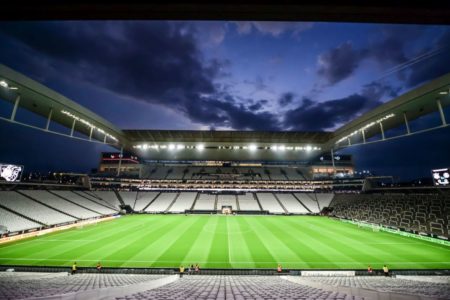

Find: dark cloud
<box><xmin>361</xmin><ymin>81</ymin><xmax>401</xmax><ymax>100</ymax></box>
<box><xmin>405</xmin><ymin>30</ymin><xmax>450</xmax><ymax>87</ymax></box>
<box><xmin>278</xmin><ymin>92</ymin><xmax>295</xmax><ymax>106</ymax></box>
<box><xmin>284</xmin><ymin>95</ymin><xmax>380</xmax><ymax>131</ymax></box>
<box><xmin>0</xmin><ymin>21</ymin><xmax>280</xmax><ymax>131</ymax></box>
<box><xmin>283</xmin><ymin>81</ymin><xmax>397</xmax><ymax>131</ymax></box>
<box><xmin>317</xmin><ymin>41</ymin><xmax>365</xmax><ymax>85</ymax></box>
<box><xmin>248</xmin><ymin>99</ymin><xmax>268</xmax><ymax>112</ymax></box>
<box><xmin>316</xmin><ymin>25</ymin><xmax>427</xmax><ymax>86</ymax></box>
<box><xmin>184</xmin><ymin>97</ymin><xmax>280</xmax><ymax>131</ymax></box>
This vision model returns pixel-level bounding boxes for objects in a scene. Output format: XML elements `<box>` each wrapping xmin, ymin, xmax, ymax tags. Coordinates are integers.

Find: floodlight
<box><xmin>278</xmin><ymin>145</ymin><xmax>286</xmax><ymax>151</ymax></box>
<box><xmin>305</xmin><ymin>145</ymin><xmax>312</xmax><ymax>151</ymax></box>
<box><xmin>177</xmin><ymin>144</ymin><xmax>184</xmax><ymax>150</ymax></box>
<box><xmin>197</xmin><ymin>144</ymin><xmax>205</xmax><ymax>151</ymax></box>
<box><xmin>271</xmin><ymin>145</ymin><xmax>278</xmax><ymax>151</ymax></box>
<box><xmin>0</xmin><ymin>81</ymin><xmax>8</xmax><ymax>88</ymax></box>
<box><xmin>248</xmin><ymin>144</ymin><xmax>257</xmax><ymax>151</ymax></box>
<box><xmin>168</xmin><ymin>144</ymin><xmax>176</xmax><ymax>150</ymax></box>
<box><xmin>233</xmin><ymin>146</ymin><xmax>239</xmax><ymax>150</ymax></box>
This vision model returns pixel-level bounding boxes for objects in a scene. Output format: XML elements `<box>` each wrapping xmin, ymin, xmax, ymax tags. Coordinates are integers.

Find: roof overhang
<box><xmin>327</xmin><ymin>73</ymin><xmax>450</xmax><ymax>150</ymax></box>
<box><xmin>0</xmin><ymin>64</ymin><xmax>128</xmax><ymax>147</ymax></box>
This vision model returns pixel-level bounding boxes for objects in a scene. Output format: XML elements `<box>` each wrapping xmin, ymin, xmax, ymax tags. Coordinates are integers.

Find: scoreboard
<box><xmin>432</xmin><ymin>168</ymin><xmax>450</xmax><ymax>186</ymax></box>
<box><xmin>0</xmin><ymin>164</ymin><xmax>23</xmax><ymax>182</ymax></box>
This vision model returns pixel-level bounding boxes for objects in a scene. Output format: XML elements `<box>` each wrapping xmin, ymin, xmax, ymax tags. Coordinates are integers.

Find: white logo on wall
<box><xmin>432</xmin><ymin>168</ymin><xmax>450</xmax><ymax>186</ymax></box>
<box><xmin>0</xmin><ymin>164</ymin><xmax>23</xmax><ymax>182</ymax></box>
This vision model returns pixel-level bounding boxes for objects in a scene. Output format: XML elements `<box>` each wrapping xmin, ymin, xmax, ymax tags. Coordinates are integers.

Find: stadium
<box><xmin>0</xmin><ymin>2</ymin><xmax>450</xmax><ymax>300</ymax></box>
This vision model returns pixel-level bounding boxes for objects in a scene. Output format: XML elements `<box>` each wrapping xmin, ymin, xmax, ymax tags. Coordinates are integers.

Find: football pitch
<box><xmin>0</xmin><ymin>215</ymin><xmax>449</xmax><ymax>270</ymax></box>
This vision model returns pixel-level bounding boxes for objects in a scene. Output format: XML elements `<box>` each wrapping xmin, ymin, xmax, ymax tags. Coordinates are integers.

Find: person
<box><xmin>367</xmin><ymin>265</ymin><xmax>373</xmax><ymax>275</ymax></box>
<box><xmin>179</xmin><ymin>265</ymin><xmax>185</xmax><ymax>278</ymax></box>
<box><xmin>383</xmin><ymin>264</ymin><xmax>389</xmax><ymax>277</ymax></box>
<box><xmin>96</xmin><ymin>262</ymin><xmax>102</xmax><ymax>272</ymax></box>
<box><xmin>277</xmin><ymin>264</ymin><xmax>282</xmax><ymax>274</ymax></box>
<box><xmin>195</xmin><ymin>263</ymin><xmax>199</xmax><ymax>274</ymax></box>
<box><xmin>71</xmin><ymin>262</ymin><xmax>77</xmax><ymax>275</ymax></box>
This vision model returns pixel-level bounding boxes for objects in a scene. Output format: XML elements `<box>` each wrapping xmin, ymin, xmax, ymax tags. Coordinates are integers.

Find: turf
<box><xmin>0</xmin><ymin>215</ymin><xmax>449</xmax><ymax>270</ymax></box>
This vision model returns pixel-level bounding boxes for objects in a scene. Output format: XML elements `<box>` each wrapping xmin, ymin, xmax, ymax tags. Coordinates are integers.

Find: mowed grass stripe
<box><xmin>137</xmin><ymin>216</ymin><xmax>199</xmax><ymax>268</ymax></box>
<box><xmin>227</xmin><ymin>216</ymin><xmax>255</xmax><ymax>268</ymax></box>
<box><xmin>94</xmin><ymin>215</ymin><xmax>183</xmax><ymax>267</ymax></box>
<box><xmin>245</xmin><ymin>217</ymin><xmax>298</xmax><ymax>268</ymax></box>
<box><xmin>0</xmin><ymin>215</ymin><xmax>448</xmax><ymax>269</ymax></box>
<box><xmin>306</xmin><ymin>217</ymin><xmax>448</xmax><ymax>269</ymax></box>
<box><xmin>305</xmin><ymin>218</ymin><xmax>391</xmax><ymax>268</ymax></box>
<box><xmin>207</xmin><ymin>216</ymin><xmax>231</xmax><ymax>268</ymax></box>
<box><xmin>0</xmin><ymin>217</ymin><xmax>144</xmax><ymax>265</ymax></box>
<box><xmin>33</xmin><ymin>216</ymin><xmax>158</xmax><ymax>266</ymax></box>
<box><xmin>181</xmin><ymin>215</ymin><xmax>220</xmax><ymax>268</ymax></box>
<box><xmin>237</xmin><ymin>217</ymin><xmax>277</xmax><ymax>268</ymax></box>
<box><xmin>150</xmin><ymin>216</ymin><xmax>208</xmax><ymax>268</ymax></box>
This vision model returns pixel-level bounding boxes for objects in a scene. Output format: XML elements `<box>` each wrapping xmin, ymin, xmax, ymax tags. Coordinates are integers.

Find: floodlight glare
<box><xmin>233</xmin><ymin>146</ymin><xmax>239</xmax><ymax>150</ymax></box>
<box><xmin>177</xmin><ymin>144</ymin><xmax>184</xmax><ymax>150</ymax></box>
<box><xmin>197</xmin><ymin>144</ymin><xmax>205</xmax><ymax>151</ymax></box>
<box><xmin>249</xmin><ymin>144</ymin><xmax>257</xmax><ymax>151</ymax></box>
<box><xmin>305</xmin><ymin>145</ymin><xmax>312</xmax><ymax>151</ymax></box>
<box><xmin>278</xmin><ymin>145</ymin><xmax>286</xmax><ymax>151</ymax></box>
<box><xmin>271</xmin><ymin>145</ymin><xmax>278</xmax><ymax>151</ymax></box>
<box><xmin>168</xmin><ymin>144</ymin><xmax>176</xmax><ymax>150</ymax></box>
<box><xmin>0</xmin><ymin>81</ymin><xmax>8</xmax><ymax>88</ymax></box>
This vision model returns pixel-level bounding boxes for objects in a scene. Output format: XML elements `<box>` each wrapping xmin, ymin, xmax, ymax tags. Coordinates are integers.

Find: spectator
<box><xmin>96</xmin><ymin>262</ymin><xmax>102</xmax><ymax>272</ymax></box>
<box><xmin>71</xmin><ymin>262</ymin><xmax>77</xmax><ymax>275</ymax></box>
<box><xmin>179</xmin><ymin>265</ymin><xmax>185</xmax><ymax>278</ymax></box>
<box><xmin>195</xmin><ymin>263</ymin><xmax>200</xmax><ymax>274</ymax></box>
<box><xmin>383</xmin><ymin>265</ymin><xmax>389</xmax><ymax>277</ymax></box>
<box><xmin>277</xmin><ymin>264</ymin><xmax>282</xmax><ymax>274</ymax></box>
<box><xmin>367</xmin><ymin>265</ymin><xmax>373</xmax><ymax>275</ymax></box>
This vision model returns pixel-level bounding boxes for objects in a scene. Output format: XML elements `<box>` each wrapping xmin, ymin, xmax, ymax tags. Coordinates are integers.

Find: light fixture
<box><xmin>177</xmin><ymin>144</ymin><xmax>184</xmax><ymax>150</ymax></box>
<box><xmin>0</xmin><ymin>80</ymin><xmax>8</xmax><ymax>88</ymax></box>
<box><xmin>305</xmin><ymin>145</ymin><xmax>312</xmax><ymax>151</ymax></box>
<box><xmin>248</xmin><ymin>144</ymin><xmax>257</xmax><ymax>151</ymax></box>
<box><xmin>168</xmin><ymin>144</ymin><xmax>176</xmax><ymax>150</ymax></box>
<box><xmin>197</xmin><ymin>144</ymin><xmax>205</xmax><ymax>151</ymax></box>
<box><xmin>278</xmin><ymin>145</ymin><xmax>286</xmax><ymax>151</ymax></box>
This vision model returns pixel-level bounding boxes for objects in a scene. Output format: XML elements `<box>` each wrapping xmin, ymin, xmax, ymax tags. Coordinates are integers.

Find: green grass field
<box><xmin>0</xmin><ymin>215</ymin><xmax>449</xmax><ymax>269</ymax></box>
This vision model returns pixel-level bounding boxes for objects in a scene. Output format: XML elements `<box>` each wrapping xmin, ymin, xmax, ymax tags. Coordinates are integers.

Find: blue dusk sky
<box><xmin>0</xmin><ymin>21</ymin><xmax>449</xmax><ymax>180</ymax></box>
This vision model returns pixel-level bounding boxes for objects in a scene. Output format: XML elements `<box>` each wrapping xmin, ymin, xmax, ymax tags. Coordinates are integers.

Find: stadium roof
<box><xmin>0</xmin><ymin>64</ymin><xmax>449</xmax><ymax>161</ymax></box>
<box><xmin>124</xmin><ymin>130</ymin><xmax>332</xmax><ymax>144</ymax></box>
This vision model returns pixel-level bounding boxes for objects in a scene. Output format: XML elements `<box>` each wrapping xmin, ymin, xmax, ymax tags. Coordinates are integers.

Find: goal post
<box><xmin>222</xmin><ymin>206</ymin><xmax>232</xmax><ymax>215</ymax></box>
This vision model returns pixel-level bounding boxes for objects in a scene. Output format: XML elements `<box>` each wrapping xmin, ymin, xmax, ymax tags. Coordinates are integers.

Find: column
<box><xmin>45</xmin><ymin>108</ymin><xmax>53</xmax><ymax>131</ymax></box>
<box><xmin>403</xmin><ymin>112</ymin><xmax>410</xmax><ymax>134</ymax></box>
<box><xmin>437</xmin><ymin>99</ymin><xmax>447</xmax><ymax>126</ymax></box>
<box><xmin>10</xmin><ymin>95</ymin><xmax>20</xmax><ymax>121</ymax></box>
<box><xmin>70</xmin><ymin>119</ymin><xmax>76</xmax><ymax>137</ymax></box>
<box><xmin>117</xmin><ymin>147</ymin><xmax>124</xmax><ymax>177</ymax></box>
<box><xmin>379</xmin><ymin>122</ymin><xmax>385</xmax><ymax>140</ymax></box>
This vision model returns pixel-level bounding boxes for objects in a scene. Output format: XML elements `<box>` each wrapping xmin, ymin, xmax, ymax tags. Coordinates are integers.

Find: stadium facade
<box><xmin>1</xmin><ymin>64</ymin><xmax>450</xmax><ymax>182</ymax></box>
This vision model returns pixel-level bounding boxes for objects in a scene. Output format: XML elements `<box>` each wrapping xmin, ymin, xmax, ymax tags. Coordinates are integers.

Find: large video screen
<box><xmin>0</xmin><ymin>164</ymin><xmax>23</xmax><ymax>182</ymax></box>
<box><xmin>432</xmin><ymin>168</ymin><xmax>450</xmax><ymax>186</ymax></box>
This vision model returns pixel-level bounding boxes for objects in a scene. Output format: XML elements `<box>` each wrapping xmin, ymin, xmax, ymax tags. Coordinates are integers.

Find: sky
<box><xmin>0</xmin><ymin>21</ymin><xmax>450</xmax><ymax>180</ymax></box>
